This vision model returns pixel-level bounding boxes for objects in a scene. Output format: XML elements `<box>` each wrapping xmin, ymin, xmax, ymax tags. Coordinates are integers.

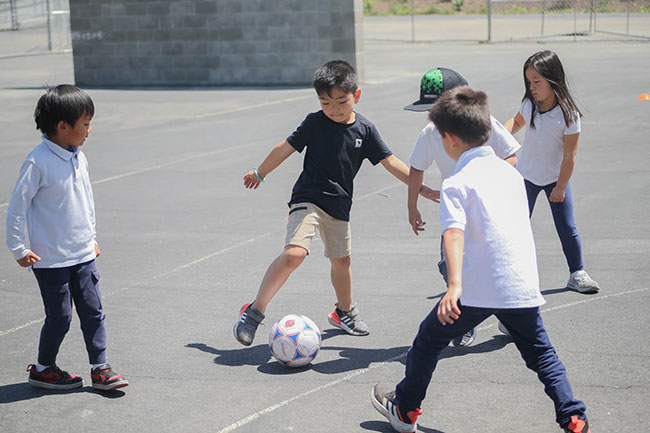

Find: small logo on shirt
<box><xmin>355</xmin><ymin>139</ymin><xmax>363</xmax><ymax>148</ymax></box>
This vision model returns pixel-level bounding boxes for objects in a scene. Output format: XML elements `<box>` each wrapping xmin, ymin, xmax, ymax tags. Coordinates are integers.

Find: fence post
<box><xmin>626</xmin><ymin>0</ymin><xmax>630</xmax><ymax>34</ymax></box>
<box><xmin>541</xmin><ymin>0</ymin><xmax>546</xmax><ymax>36</ymax></box>
<box><xmin>410</xmin><ymin>0</ymin><xmax>415</xmax><ymax>42</ymax></box>
<box><xmin>487</xmin><ymin>0</ymin><xmax>492</xmax><ymax>42</ymax></box>
<box><xmin>589</xmin><ymin>0</ymin><xmax>594</xmax><ymax>33</ymax></box>
<box><xmin>46</xmin><ymin>0</ymin><xmax>52</xmax><ymax>51</ymax></box>
<box><xmin>10</xmin><ymin>0</ymin><xmax>19</xmax><ymax>30</ymax></box>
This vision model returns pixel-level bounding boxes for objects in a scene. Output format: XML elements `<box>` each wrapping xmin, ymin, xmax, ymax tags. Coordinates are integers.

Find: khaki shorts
<box><xmin>285</xmin><ymin>202</ymin><xmax>351</xmax><ymax>258</ymax></box>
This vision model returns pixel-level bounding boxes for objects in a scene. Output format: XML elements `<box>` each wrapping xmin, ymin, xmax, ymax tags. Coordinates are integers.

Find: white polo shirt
<box><xmin>409</xmin><ymin>115</ymin><xmax>521</xmax><ymax>182</ymax></box>
<box><xmin>441</xmin><ymin>146</ymin><xmax>544</xmax><ymax>309</ymax></box>
<box><xmin>516</xmin><ymin>99</ymin><xmax>581</xmax><ymax>186</ymax></box>
<box><xmin>6</xmin><ymin>136</ymin><xmax>97</xmax><ymax>268</ymax></box>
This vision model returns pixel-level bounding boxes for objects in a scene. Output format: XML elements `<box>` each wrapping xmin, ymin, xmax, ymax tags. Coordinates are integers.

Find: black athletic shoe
<box><xmin>91</xmin><ymin>363</ymin><xmax>128</xmax><ymax>391</ymax></box>
<box><xmin>371</xmin><ymin>383</ymin><xmax>422</xmax><ymax>433</ymax></box>
<box><xmin>27</xmin><ymin>364</ymin><xmax>83</xmax><ymax>390</ymax></box>
<box><xmin>233</xmin><ymin>303</ymin><xmax>265</xmax><ymax>346</ymax></box>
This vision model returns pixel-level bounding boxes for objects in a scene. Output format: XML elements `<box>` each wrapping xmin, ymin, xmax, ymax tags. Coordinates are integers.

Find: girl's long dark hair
<box><xmin>523</xmin><ymin>50</ymin><xmax>582</xmax><ymax>129</ymax></box>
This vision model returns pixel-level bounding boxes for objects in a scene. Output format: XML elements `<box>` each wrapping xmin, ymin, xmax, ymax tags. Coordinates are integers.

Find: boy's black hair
<box><xmin>429</xmin><ymin>86</ymin><xmax>491</xmax><ymax>148</ymax></box>
<box><xmin>522</xmin><ymin>50</ymin><xmax>582</xmax><ymax>129</ymax></box>
<box><xmin>34</xmin><ymin>84</ymin><xmax>95</xmax><ymax>136</ymax></box>
<box><xmin>313</xmin><ymin>60</ymin><xmax>358</xmax><ymax>97</ymax></box>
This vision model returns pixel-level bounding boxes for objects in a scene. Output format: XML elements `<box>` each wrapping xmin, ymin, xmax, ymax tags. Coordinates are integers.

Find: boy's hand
<box><xmin>17</xmin><ymin>251</ymin><xmax>41</xmax><ymax>268</ymax></box>
<box><xmin>95</xmin><ymin>243</ymin><xmax>101</xmax><ymax>258</ymax></box>
<box><xmin>419</xmin><ymin>185</ymin><xmax>440</xmax><ymax>203</ymax></box>
<box><xmin>437</xmin><ymin>285</ymin><xmax>462</xmax><ymax>325</ymax></box>
<box><xmin>408</xmin><ymin>207</ymin><xmax>426</xmax><ymax>236</ymax></box>
<box><xmin>549</xmin><ymin>185</ymin><xmax>566</xmax><ymax>202</ymax></box>
<box><xmin>243</xmin><ymin>171</ymin><xmax>262</xmax><ymax>189</ymax></box>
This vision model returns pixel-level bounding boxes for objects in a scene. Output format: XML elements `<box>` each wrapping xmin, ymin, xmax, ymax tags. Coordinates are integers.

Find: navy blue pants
<box><xmin>33</xmin><ymin>259</ymin><xmax>107</xmax><ymax>365</ymax></box>
<box><xmin>395</xmin><ymin>303</ymin><xmax>587</xmax><ymax>427</ymax></box>
<box><xmin>525</xmin><ymin>180</ymin><xmax>584</xmax><ymax>273</ymax></box>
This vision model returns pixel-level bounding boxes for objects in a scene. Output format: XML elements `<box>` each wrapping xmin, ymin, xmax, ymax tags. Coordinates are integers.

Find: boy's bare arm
<box><xmin>380</xmin><ymin>155</ymin><xmax>439</xmax><ymax>202</ymax></box>
<box><xmin>504</xmin><ymin>153</ymin><xmax>518</xmax><ymax>167</ymax></box>
<box><xmin>243</xmin><ymin>140</ymin><xmax>296</xmax><ymax>189</ymax></box>
<box><xmin>504</xmin><ymin>112</ymin><xmax>525</xmax><ymax>135</ymax></box>
<box><xmin>438</xmin><ymin>228</ymin><xmax>464</xmax><ymax>325</ymax></box>
<box><xmin>408</xmin><ymin>168</ymin><xmax>426</xmax><ymax>235</ymax></box>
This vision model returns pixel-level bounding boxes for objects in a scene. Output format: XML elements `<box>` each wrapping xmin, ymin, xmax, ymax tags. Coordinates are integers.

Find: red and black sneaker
<box><xmin>371</xmin><ymin>383</ymin><xmax>422</xmax><ymax>433</ymax></box>
<box><xmin>563</xmin><ymin>415</ymin><xmax>591</xmax><ymax>433</ymax></box>
<box><xmin>27</xmin><ymin>364</ymin><xmax>83</xmax><ymax>390</ymax></box>
<box><xmin>91</xmin><ymin>363</ymin><xmax>128</xmax><ymax>391</ymax></box>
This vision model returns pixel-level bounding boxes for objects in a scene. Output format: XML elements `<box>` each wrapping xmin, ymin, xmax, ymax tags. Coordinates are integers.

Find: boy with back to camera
<box><xmin>371</xmin><ymin>86</ymin><xmax>590</xmax><ymax>433</ymax></box>
<box><xmin>6</xmin><ymin>84</ymin><xmax>128</xmax><ymax>391</ymax></box>
<box><xmin>405</xmin><ymin>68</ymin><xmax>521</xmax><ymax>347</ymax></box>
<box><xmin>233</xmin><ymin>60</ymin><xmax>437</xmax><ymax>346</ymax></box>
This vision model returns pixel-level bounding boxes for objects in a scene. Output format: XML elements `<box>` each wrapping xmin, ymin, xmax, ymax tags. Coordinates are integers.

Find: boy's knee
<box><xmin>46</xmin><ymin>313</ymin><xmax>72</xmax><ymax>331</ymax></box>
<box><xmin>281</xmin><ymin>246</ymin><xmax>308</xmax><ymax>268</ymax></box>
<box><xmin>330</xmin><ymin>255</ymin><xmax>351</xmax><ymax>269</ymax></box>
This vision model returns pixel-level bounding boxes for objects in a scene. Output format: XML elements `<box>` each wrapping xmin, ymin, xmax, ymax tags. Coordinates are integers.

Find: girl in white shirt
<box><xmin>506</xmin><ymin>50</ymin><xmax>599</xmax><ymax>294</ymax></box>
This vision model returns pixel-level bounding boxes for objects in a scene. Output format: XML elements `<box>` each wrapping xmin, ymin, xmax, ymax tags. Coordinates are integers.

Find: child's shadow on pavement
<box><xmin>0</xmin><ymin>382</ymin><xmax>124</xmax><ymax>404</ymax></box>
<box><xmin>361</xmin><ymin>420</ymin><xmax>444</xmax><ymax>433</ymax></box>
<box><xmin>186</xmin><ymin>331</ymin><xmax>512</xmax><ymax>375</ymax></box>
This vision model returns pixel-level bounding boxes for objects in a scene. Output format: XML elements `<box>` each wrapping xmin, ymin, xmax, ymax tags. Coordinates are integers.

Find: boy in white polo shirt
<box><xmin>405</xmin><ymin>67</ymin><xmax>521</xmax><ymax>347</ymax></box>
<box><xmin>371</xmin><ymin>86</ymin><xmax>590</xmax><ymax>433</ymax></box>
<box><xmin>6</xmin><ymin>85</ymin><xmax>127</xmax><ymax>392</ymax></box>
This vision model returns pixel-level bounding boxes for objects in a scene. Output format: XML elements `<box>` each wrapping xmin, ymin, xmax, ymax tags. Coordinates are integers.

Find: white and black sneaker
<box><xmin>451</xmin><ymin>327</ymin><xmax>476</xmax><ymax>347</ymax></box>
<box><xmin>371</xmin><ymin>383</ymin><xmax>422</xmax><ymax>433</ymax></box>
<box><xmin>233</xmin><ymin>303</ymin><xmax>265</xmax><ymax>346</ymax></box>
<box><xmin>328</xmin><ymin>304</ymin><xmax>369</xmax><ymax>336</ymax></box>
<box><xmin>567</xmin><ymin>270</ymin><xmax>600</xmax><ymax>294</ymax></box>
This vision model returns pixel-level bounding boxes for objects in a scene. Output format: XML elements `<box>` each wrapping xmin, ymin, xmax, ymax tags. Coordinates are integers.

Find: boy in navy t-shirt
<box><xmin>233</xmin><ymin>60</ymin><xmax>437</xmax><ymax>346</ymax></box>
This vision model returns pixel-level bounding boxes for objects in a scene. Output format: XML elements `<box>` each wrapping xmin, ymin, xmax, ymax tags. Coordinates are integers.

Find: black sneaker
<box><xmin>27</xmin><ymin>364</ymin><xmax>83</xmax><ymax>390</ymax></box>
<box><xmin>371</xmin><ymin>383</ymin><xmax>422</xmax><ymax>433</ymax></box>
<box><xmin>563</xmin><ymin>415</ymin><xmax>591</xmax><ymax>432</ymax></box>
<box><xmin>91</xmin><ymin>363</ymin><xmax>128</xmax><ymax>391</ymax></box>
<box><xmin>451</xmin><ymin>327</ymin><xmax>476</xmax><ymax>347</ymax></box>
<box><xmin>233</xmin><ymin>303</ymin><xmax>265</xmax><ymax>346</ymax></box>
<box><xmin>327</xmin><ymin>304</ymin><xmax>369</xmax><ymax>336</ymax></box>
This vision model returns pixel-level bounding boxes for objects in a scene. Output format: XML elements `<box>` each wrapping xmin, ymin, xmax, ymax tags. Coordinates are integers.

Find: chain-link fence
<box><xmin>363</xmin><ymin>0</ymin><xmax>650</xmax><ymax>42</ymax></box>
<box><xmin>0</xmin><ymin>0</ymin><xmax>70</xmax><ymax>57</ymax></box>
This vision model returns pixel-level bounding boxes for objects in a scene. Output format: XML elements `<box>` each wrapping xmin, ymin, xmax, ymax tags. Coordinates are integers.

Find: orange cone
<box><xmin>639</xmin><ymin>93</ymin><xmax>650</xmax><ymax>100</ymax></box>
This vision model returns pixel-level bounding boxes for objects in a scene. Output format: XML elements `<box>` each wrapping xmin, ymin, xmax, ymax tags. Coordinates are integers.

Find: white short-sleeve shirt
<box><xmin>409</xmin><ymin>115</ymin><xmax>521</xmax><ymax>182</ymax></box>
<box><xmin>516</xmin><ymin>99</ymin><xmax>581</xmax><ymax>186</ymax></box>
<box><xmin>440</xmin><ymin>146</ymin><xmax>545</xmax><ymax>309</ymax></box>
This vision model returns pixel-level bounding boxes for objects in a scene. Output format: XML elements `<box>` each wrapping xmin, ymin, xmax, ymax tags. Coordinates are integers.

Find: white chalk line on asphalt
<box><xmin>215</xmin><ymin>287</ymin><xmax>649</xmax><ymax>433</ymax></box>
<box><xmin>0</xmin><ymin>182</ymin><xmax>404</xmax><ymax>337</ymax></box>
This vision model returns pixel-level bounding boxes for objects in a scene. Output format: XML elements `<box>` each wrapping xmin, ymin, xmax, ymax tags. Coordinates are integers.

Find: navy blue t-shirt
<box><xmin>287</xmin><ymin>111</ymin><xmax>392</xmax><ymax>221</ymax></box>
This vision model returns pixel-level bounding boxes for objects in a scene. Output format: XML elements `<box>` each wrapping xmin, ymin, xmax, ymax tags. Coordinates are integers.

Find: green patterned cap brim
<box><xmin>404</xmin><ymin>67</ymin><xmax>469</xmax><ymax>112</ymax></box>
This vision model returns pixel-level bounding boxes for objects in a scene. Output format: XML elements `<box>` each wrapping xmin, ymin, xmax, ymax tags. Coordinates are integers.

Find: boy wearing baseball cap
<box><xmin>405</xmin><ymin>68</ymin><xmax>520</xmax><ymax>347</ymax></box>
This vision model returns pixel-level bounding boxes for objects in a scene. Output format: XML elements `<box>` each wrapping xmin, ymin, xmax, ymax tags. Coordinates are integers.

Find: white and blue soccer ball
<box><xmin>269</xmin><ymin>314</ymin><xmax>321</xmax><ymax>367</ymax></box>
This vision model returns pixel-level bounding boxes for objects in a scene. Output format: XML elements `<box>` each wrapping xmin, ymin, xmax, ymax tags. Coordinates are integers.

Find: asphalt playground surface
<box><xmin>1</xmin><ymin>34</ymin><xmax>649</xmax><ymax>432</ymax></box>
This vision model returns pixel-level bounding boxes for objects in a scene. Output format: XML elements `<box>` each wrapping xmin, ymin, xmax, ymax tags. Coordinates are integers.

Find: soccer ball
<box><xmin>269</xmin><ymin>314</ymin><xmax>321</xmax><ymax>367</ymax></box>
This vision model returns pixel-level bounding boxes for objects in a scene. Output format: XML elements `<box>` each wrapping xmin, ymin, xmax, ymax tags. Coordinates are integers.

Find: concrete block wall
<box><xmin>69</xmin><ymin>0</ymin><xmax>364</xmax><ymax>87</ymax></box>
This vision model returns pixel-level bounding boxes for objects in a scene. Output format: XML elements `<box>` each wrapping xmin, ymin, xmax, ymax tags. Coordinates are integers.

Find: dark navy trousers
<box><xmin>33</xmin><ymin>259</ymin><xmax>107</xmax><ymax>365</ymax></box>
<box><xmin>395</xmin><ymin>302</ymin><xmax>587</xmax><ymax>427</ymax></box>
<box><xmin>525</xmin><ymin>180</ymin><xmax>584</xmax><ymax>273</ymax></box>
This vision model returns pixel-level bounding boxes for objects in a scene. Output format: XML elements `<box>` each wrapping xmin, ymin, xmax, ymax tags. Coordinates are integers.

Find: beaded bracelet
<box><xmin>254</xmin><ymin>167</ymin><xmax>265</xmax><ymax>182</ymax></box>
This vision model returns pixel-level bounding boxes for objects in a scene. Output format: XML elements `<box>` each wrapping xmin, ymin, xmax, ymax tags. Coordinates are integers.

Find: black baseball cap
<box><xmin>404</xmin><ymin>67</ymin><xmax>469</xmax><ymax>112</ymax></box>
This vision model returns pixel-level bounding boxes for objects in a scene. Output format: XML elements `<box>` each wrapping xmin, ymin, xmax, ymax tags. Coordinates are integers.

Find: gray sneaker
<box><xmin>328</xmin><ymin>304</ymin><xmax>369</xmax><ymax>336</ymax></box>
<box><xmin>371</xmin><ymin>383</ymin><xmax>422</xmax><ymax>433</ymax></box>
<box><xmin>567</xmin><ymin>270</ymin><xmax>600</xmax><ymax>294</ymax></box>
<box><xmin>451</xmin><ymin>327</ymin><xmax>476</xmax><ymax>347</ymax></box>
<box><xmin>497</xmin><ymin>321</ymin><xmax>511</xmax><ymax>336</ymax></box>
<box><xmin>233</xmin><ymin>303</ymin><xmax>265</xmax><ymax>346</ymax></box>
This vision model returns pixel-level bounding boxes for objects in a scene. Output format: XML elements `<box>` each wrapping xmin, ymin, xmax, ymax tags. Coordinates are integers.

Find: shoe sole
<box><xmin>370</xmin><ymin>386</ymin><xmax>416</xmax><ymax>433</ymax></box>
<box><xmin>567</xmin><ymin>284</ymin><xmax>599</xmax><ymax>294</ymax></box>
<box><xmin>233</xmin><ymin>321</ymin><xmax>253</xmax><ymax>346</ymax></box>
<box><xmin>28</xmin><ymin>378</ymin><xmax>83</xmax><ymax>390</ymax></box>
<box><xmin>327</xmin><ymin>315</ymin><xmax>369</xmax><ymax>336</ymax></box>
<box><xmin>92</xmin><ymin>379</ymin><xmax>128</xmax><ymax>391</ymax></box>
